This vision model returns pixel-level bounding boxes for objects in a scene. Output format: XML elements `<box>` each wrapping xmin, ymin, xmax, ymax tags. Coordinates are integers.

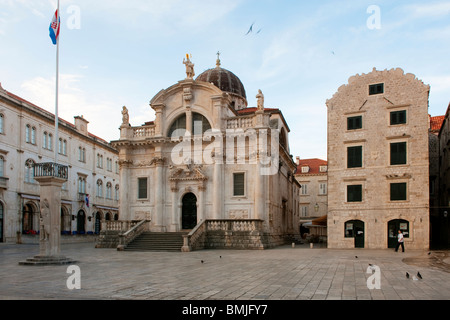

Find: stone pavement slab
<box><xmin>0</xmin><ymin>242</ymin><xmax>449</xmax><ymax>302</ymax></box>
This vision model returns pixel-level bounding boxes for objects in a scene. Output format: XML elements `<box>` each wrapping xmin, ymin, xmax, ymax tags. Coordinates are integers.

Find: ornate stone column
<box><xmin>170</xmin><ymin>183</ymin><xmax>179</xmax><ymax>232</ymax></box>
<box><xmin>212</xmin><ymin>157</ymin><xmax>223</xmax><ymax>219</ymax></box>
<box><xmin>19</xmin><ymin>163</ymin><xmax>76</xmax><ymax>265</ymax></box>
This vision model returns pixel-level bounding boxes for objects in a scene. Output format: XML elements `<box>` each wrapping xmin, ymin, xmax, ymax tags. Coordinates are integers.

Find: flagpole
<box><xmin>54</xmin><ymin>0</ymin><xmax>60</xmax><ymax>164</ymax></box>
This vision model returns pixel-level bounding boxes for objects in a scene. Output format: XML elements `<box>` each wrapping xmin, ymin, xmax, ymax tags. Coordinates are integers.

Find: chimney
<box><xmin>74</xmin><ymin>115</ymin><xmax>89</xmax><ymax>136</ymax></box>
<box><xmin>296</xmin><ymin>156</ymin><xmax>300</xmax><ymax>165</ymax></box>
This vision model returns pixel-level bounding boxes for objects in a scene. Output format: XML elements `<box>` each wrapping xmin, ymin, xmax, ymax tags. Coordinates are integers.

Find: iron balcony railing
<box><xmin>33</xmin><ymin>162</ymin><xmax>68</xmax><ymax>180</ymax></box>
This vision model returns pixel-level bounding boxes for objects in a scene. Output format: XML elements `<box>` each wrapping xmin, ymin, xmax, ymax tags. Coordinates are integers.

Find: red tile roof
<box><xmin>430</xmin><ymin>115</ymin><xmax>445</xmax><ymax>132</ymax></box>
<box><xmin>296</xmin><ymin>158</ymin><xmax>328</xmax><ymax>175</ymax></box>
<box><xmin>236</xmin><ymin>107</ymin><xmax>279</xmax><ymax>115</ymax></box>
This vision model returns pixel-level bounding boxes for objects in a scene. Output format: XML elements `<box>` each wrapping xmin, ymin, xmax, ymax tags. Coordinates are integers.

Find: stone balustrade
<box><xmin>33</xmin><ymin>162</ymin><xmax>68</xmax><ymax>180</ymax></box>
<box><xmin>182</xmin><ymin>219</ymin><xmax>268</xmax><ymax>252</ymax></box>
<box><xmin>132</xmin><ymin>125</ymin><xmax>156</xmax><ymax>138</ymax></box>
<box><xmin>227</xmin><ymin>116</ymin><xmax>254</xmax><ymax>129</ymax></box>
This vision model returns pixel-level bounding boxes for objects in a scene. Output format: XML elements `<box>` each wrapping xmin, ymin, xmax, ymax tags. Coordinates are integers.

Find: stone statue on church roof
<box><xmin>256</xmin><ymin>89</ymin><xmax>264</xmax><ymax>111</ymax></box>
<box><xmin>183</xmin><ymin>54</ymin><xmax>195</xmax><ymax>79</ymax></box>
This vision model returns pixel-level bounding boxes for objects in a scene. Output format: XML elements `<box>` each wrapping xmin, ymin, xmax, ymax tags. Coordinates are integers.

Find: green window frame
<box><xmin>347</xmin><ymin>185</ymin><xmax>362</xmax><ymax>202</ymax></box>
<box><xmin>390</xmin><ymin>183</ymin><xmax>407</xmax><ymax>201</ymax></box>
<box><xmin>347</xmin><ymin>146</ymin><xmax>362</xmax><ymax>168</ymax></box>
<box><xmin>347</xmin><ymin>116</ymin><xmax>362</xmax><ymax>130</ymax></box>
<box><xmin>390</xmin><ymin>142</ymin><xmax>407</xmax><ymax>165</ymax></box>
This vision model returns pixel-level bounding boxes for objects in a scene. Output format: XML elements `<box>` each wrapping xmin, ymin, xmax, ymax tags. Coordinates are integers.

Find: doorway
<box><xmin>388</xmin><ymin>219</ymin><xmax>409</xmax><ymax>248</ymax></box>
<box><xmin>182</xmin><ymin>193</ymin><xmax>197</xmax><ymax>230</ymax></box>
<box><xmin>77</xmin><ymin>210</ymin><xmax>86</xmax><ymax>234</ymax></box>
<box><xmin>345</xmin><ymin>220</ymin><xmax>365</xmax><ymax>248</ymax></box>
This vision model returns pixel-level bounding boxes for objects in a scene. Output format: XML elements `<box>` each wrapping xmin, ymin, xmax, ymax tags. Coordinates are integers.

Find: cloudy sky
<box><xmin>1</xmin><ymin>0</ymin><xmax>449</xmax><ymax>160</ymax></box>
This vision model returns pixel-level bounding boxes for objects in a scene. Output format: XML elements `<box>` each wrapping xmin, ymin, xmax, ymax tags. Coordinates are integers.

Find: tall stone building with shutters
<box><xmin>326</xmin><ymin>68</ymin><xmax>430</xmax><ymax>250</ymax></box>
<box><xmin>111</xmin><ymin>56</ymin><xmax>300</xmax><ymax>250</ymax></box>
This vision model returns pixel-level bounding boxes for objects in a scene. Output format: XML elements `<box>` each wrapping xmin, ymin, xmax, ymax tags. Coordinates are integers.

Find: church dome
<box><xmin>196</xmin><ymin>56</ymin><xmax>247</xmax><ymax>109</ymax></box>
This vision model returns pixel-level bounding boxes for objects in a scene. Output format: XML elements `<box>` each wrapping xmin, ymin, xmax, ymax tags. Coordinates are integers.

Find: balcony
<box><xmin>33</xmin><ymin>162</ymin><xmax>68</xmax><ymax>181</ymax></box>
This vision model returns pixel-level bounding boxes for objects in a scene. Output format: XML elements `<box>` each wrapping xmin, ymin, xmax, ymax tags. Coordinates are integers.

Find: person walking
<box><xmin>395</xmin><ymin>230</ymin><xmax>405</xmax><ymax>252</ymax></box>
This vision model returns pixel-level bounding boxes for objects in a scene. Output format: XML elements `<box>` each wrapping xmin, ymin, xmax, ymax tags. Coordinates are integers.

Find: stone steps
<box><xmin>124</xmin><ymin>232</ymin><xmax>187</xmax><ymax>252</ymax></box>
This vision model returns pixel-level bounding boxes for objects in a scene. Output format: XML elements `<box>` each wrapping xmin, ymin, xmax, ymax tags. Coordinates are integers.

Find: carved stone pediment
<box><xmin>169</xmin><ymin>164</ymin><xmax>208</xmax><ymax>182</ymax></box>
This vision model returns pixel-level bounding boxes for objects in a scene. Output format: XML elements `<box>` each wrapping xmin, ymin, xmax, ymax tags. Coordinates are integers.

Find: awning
<box><xmin>312</xmin><ymin>215</ymin><xmax>327</xmax><ymax>226</ymax></box>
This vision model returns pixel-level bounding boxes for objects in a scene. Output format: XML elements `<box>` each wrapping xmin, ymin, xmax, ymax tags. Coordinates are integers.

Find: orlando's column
<box><xmin>20</xmin><ymin>163</ymin><xmax>76</xmax><ymax>265</ymax></box>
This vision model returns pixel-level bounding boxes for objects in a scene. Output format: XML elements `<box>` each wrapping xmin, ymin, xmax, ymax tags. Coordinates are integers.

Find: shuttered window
<box><xmin>390</xmin><ymin>183</ymin><xmax>407</xmax><ymax>201</ymax></box>
<box><xmin>390</xmin><ymin>142</ymin><xmax>407</xmax><ymax>165</ymax></box>
<box><xmin>390</xmin><ymin>110</ymin><xmax>407</xmax><ymax>125</ymax></box>
<box><xmin>347</xmin><ymin>185</ymin><xmax>362</xmax><ymax>202</ymax></box>
<box><xmin>347</xmin><ymin>146</ymin><xmax>362</xmax><ymax>168</ymax></box>
<box><xmin>347</xmin><ymin>116</ymin><xmax>362</xmax><ymax>130</ymax></box>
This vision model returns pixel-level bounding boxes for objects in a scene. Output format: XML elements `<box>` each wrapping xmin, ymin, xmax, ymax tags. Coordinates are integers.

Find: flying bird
<box><xmin>417</xmin><ymin>272</ymin><xmax>422</xmax><ymax>279</ymax></box>
<box><xmin>246</xmin><ymin>22</ymin><xmax>255</xmax><ymax>35</ymax></box>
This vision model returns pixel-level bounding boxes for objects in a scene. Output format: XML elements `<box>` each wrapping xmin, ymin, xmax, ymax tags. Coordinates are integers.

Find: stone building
<box><xmin>436</xmin><ymin>103</ymin><xmax>450</xmax><ymax>248</ymax></box>
<box><xmin>0</xmin><ymin>83</ymin><xmax>120</xmax><ymax>243</ymax></box>
<box><xmin>326</xmin><ymin>68</ymin><xmax>430</xmax><ymax>250</ymax></box>
<box><xmin>111</xmin><ymin>56</ymin><xmax>300</xmax><ymax>250</ymax></box>
<box><xmin>294</xmin><ymin>158</ymin><xmax>328</xmax><ymax>240</ymax></box>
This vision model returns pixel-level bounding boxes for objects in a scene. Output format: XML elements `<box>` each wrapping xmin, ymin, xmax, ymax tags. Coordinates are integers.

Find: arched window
<box><xmin>115</xmin><ymin>185</ymin><xmax>119</xmax><ymax>201</ymax></box>
<box><xmin>78</xmin><ymin>176</ymin><xmax>86</xmax><ymax>194</ymax></box>
<box><xmin>97</xmin><ymin>179</ymin><xmax>103</xmax><ymax>198</ymax></box>
<box><xmin>43</xmin><ymin>132</ymin><xmax>48</xmax><ymax>149</ymax></box>
<box><xmin>25</xmin><ymin>124</ymin><xmax>31</xmax><ymax>143</ymax></box>
<box><xmin>168</xmin><ymin>112</ymin><xmax>211</xmax><ymax>138</ymax></box>
<box><xmin>106</xmin><ymin>182</ymin><xmax>112</xmax><ymax>199</ymax></box>
<box><xmin>48</xmin><ymin>133</ymin><xmax>53</xmax><ymax>150</ymax></box>
<box><xmin>25</xmin><ymin>159</ymin><xmax>36</xmax><ymax>183</ymax></box>
<box><xmin>31</xmin><ymin>127</ymin><xmax>36</xmax><ymax>144</ymax></box>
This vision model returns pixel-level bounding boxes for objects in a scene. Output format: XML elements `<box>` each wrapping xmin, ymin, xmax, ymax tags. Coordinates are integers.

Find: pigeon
<box><xmin>406</xmin><ymin>272</ymin><xmax>410</xmax><ymax>279</ymax></box>
<box><xmin>219</xmin><ymin>256</ymin><xmax>222</xmax><ymax>259</ymax></box>
<box><xmin>417</xmin><ymin>272</ymin><xmax>422</xmax><ymax>279</ymax></box>
<box><xmin>201</xmin><ymin>260</ymin><xmax>204</xmax><ymax>264</ymax></box>
<box><xmin>355</xmin><ymin>256</ymin><xmax>358</xmax><ymax>259</ymax></box>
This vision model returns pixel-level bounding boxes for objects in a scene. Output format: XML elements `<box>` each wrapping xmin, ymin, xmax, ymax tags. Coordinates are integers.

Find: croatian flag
<box><xmin>49</xmin><ymin>9</ymin><xmax>60</xmax><ymax>45</ymax></box>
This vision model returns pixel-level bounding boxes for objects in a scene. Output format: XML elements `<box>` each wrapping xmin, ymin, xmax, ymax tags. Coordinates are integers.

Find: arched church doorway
<box><xmin>182</xmin><ymin>193</ymin><xmax>197</xmax><ymax>230</ymax></box>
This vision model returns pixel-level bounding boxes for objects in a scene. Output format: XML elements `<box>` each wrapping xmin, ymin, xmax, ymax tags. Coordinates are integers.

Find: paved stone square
<box><xmin>0</xmin><ymin>242</ymin><xmax>449</xmax><ymax>301</ymax></box>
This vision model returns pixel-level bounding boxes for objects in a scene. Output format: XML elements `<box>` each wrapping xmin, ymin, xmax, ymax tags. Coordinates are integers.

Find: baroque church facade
<box><xmin>111</xmin><ymin>56</ymin><xmax>301</xmax><ymax>248</ymax></box>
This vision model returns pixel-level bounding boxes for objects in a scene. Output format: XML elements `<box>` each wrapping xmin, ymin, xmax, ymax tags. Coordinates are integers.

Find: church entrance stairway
<box><xmin>124</xmin><ymin>232</ymin><xmax>187</xmax><ymax>252</ymax></box>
